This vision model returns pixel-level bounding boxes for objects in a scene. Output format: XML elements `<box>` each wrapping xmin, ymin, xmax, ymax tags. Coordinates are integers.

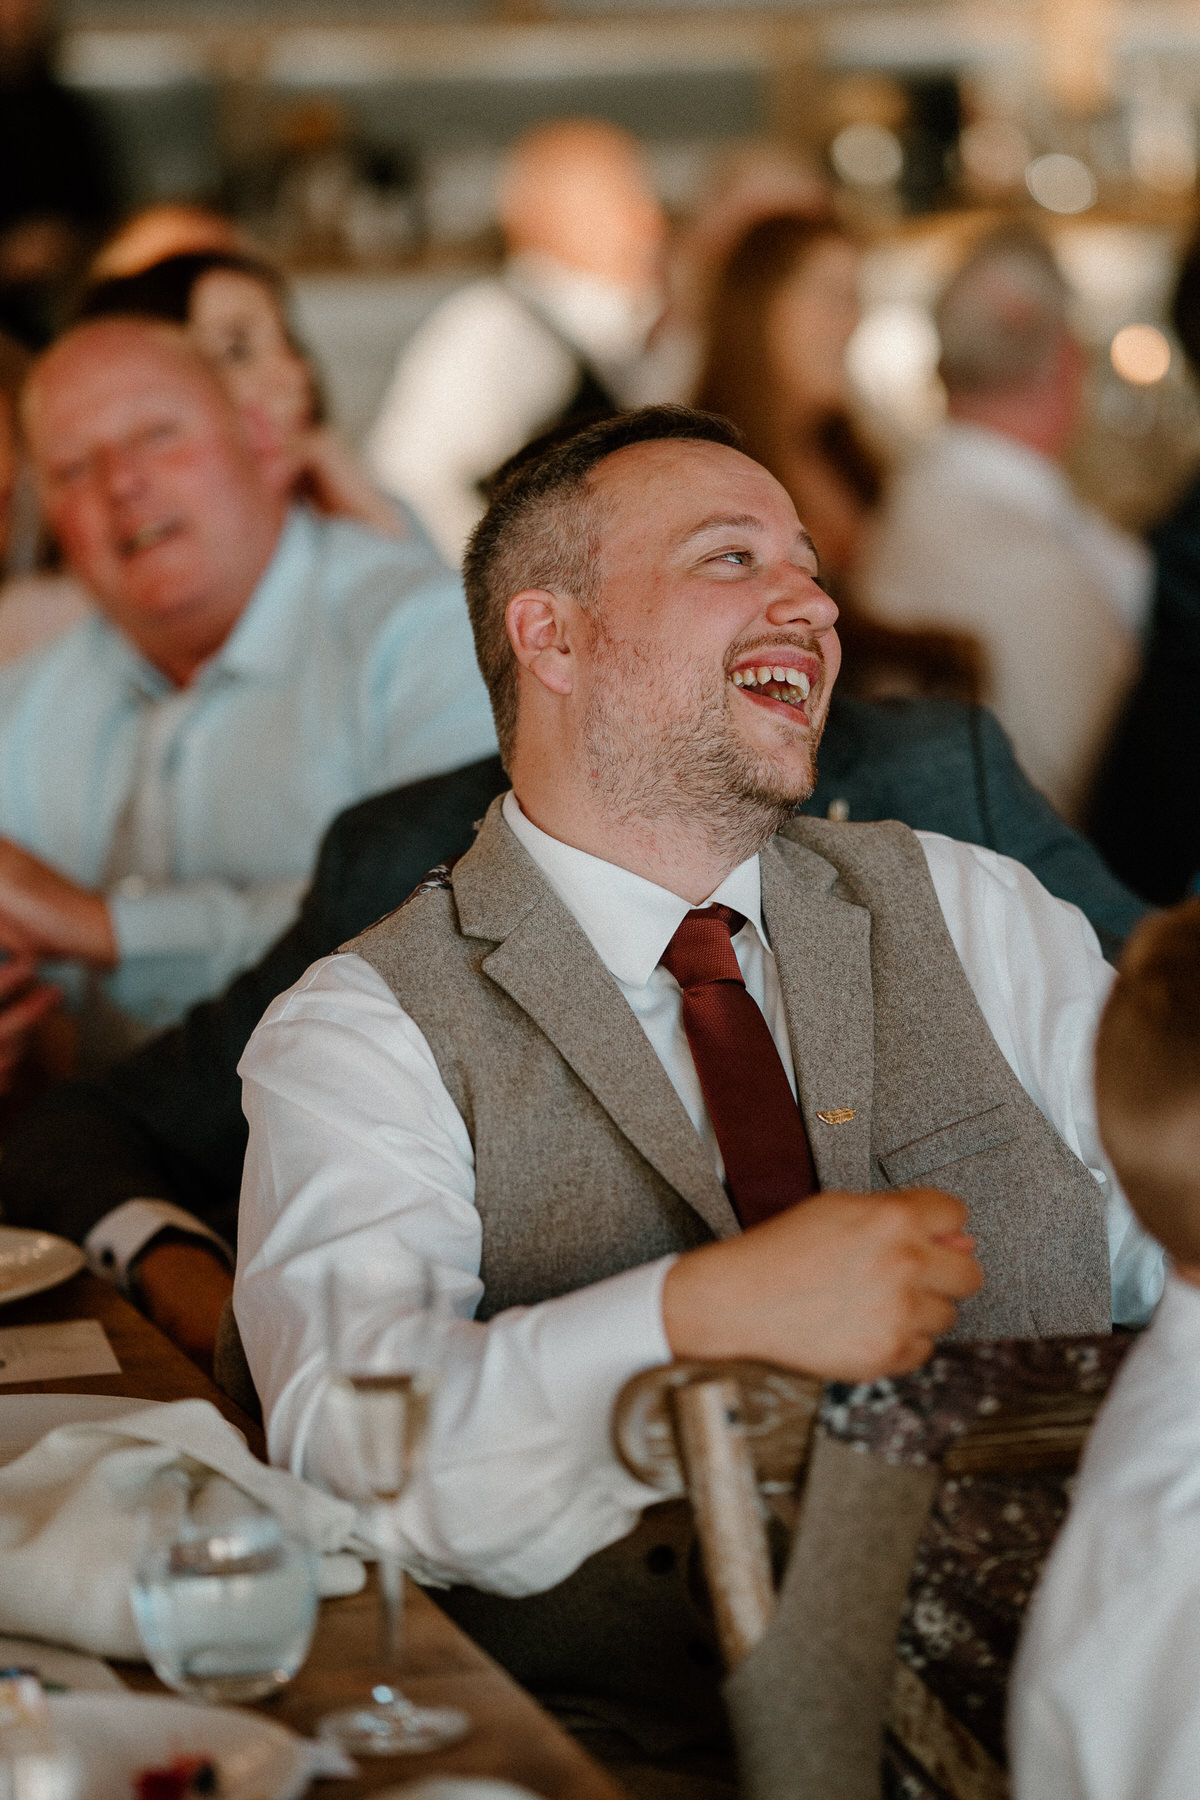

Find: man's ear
<box><xmin>506</xmin><ymin>588</ymin><xmax>576</xmax><ymax>696</ymax></box>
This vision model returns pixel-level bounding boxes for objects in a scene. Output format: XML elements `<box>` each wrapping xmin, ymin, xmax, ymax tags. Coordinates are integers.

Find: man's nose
<box><xmin>97</xmin><ymin>443</ymin><xmax>145</xmax><ymax>499</ymax></box>
<box><xmin>765</xmin><ymin>571</ymin><xmax>839</xmax><ymax>633</ymax></box>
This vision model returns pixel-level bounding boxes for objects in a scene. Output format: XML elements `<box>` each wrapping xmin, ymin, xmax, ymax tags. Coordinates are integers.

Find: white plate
<box><xmin>0</xmin><ymin>1226</ymin><xmax>84</xmax><ymax>1307</ymax></box>
<box><xmin>0</xmin><ymin>1393</ymin><xmax>165</xmax><ymax>1469</ymax></box>
<box><xmin>48</xmin><ymin>1694</ymin><xmax>310</xmax><ymax>1800</ymax></box>
<box><xmin>0</xmin><ymin>1634</ymin><xmax>125</xmax><ymax>1694</ymax></box>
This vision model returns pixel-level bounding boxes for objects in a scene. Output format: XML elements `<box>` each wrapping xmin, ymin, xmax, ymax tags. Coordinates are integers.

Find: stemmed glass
<box><xmin>318</xmin><ymin>1253</ymin><xmax>470</xmax><ymax>1757</ymax></box>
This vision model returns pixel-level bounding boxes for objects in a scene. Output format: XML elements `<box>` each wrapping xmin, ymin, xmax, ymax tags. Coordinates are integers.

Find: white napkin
<box><xmin>0</xmin><ymin>1398</ymin><xmax>364</xmax><ymax>1659</ymax></box>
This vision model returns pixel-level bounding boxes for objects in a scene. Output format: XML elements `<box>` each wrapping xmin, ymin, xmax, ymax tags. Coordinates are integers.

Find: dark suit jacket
<box><xmin>1089</xmin><ymin>472</ymin><xmax>1200</xmax><ymax>904</ymax></box>
<box><xmin>0</xmin><ymin>697</ymin><xmax>1145</xmax><ymax>1251</ymax></box>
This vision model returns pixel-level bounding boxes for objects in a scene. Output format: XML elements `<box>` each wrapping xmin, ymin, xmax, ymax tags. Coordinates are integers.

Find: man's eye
<box><xmin>716</xmin><ymin>550</ymin><xmax>752</xmax><ymax>567</ymax></box>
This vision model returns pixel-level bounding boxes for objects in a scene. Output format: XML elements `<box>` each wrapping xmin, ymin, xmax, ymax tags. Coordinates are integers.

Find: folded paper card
<box><xmin>0</xmin><ymin>1321</ymin><xmax>119</xmax><ymax>1387</ymax></box>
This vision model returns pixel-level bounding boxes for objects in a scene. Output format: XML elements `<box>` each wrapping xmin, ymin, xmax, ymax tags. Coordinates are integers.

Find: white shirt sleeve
<box><xmin>917</xmin><ymin>831</ymin><xmax>1165</xmax><ymax>1326</ymax></box>
<box><xmin>235</xmin><ymin>952</ymin><xmax>673</xmax><ymax>1597</ymax></box>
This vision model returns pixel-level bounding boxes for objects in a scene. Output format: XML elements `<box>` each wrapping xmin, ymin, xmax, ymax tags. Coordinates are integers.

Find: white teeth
<box><xmin>731</xmin><ymin>663</ymin><xmax>813</xmax><ymax>700</ymax></box>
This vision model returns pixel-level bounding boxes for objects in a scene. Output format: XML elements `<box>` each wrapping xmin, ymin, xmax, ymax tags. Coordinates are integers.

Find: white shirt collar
<box><xmin>505</xmin><ymin>251</ymin><xmax>660</xmax><ymax>369</ymax></box>
<box><xmin>935</xmin><ymin>420</ymin><xmax>1075</xmax><ymax>518</ymax></box>
<box><xmin>501</xmin><ymin>790</ymin><xmax>766</xmax><ymax>989</ymax></box>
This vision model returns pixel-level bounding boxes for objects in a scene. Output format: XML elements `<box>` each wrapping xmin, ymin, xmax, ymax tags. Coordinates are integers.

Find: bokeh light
<box><xmin>1110</xmin><ymin>323</ymin><xmax>1172</xmax><ymax>385</ymax></box>
<box><xmin>830</xmin><ymin>123</ymin><xmax>904</xmax><ymax>190</ymax></box>
<box><xmin>1024</xmin><ymin>153</ymin><xmax>1098</xmax><ymax>214</ymax></box>
<box><xmin>846</xmin><ymin>302</ymin><xmax>945</xmax><ymax>438</ymax></box>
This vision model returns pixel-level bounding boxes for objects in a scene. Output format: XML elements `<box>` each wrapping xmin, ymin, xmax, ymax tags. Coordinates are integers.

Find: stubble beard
<box><xmin>581</xmin><ymin>627</ymin><xmax>825</xmax><ymax>869</ymax></box>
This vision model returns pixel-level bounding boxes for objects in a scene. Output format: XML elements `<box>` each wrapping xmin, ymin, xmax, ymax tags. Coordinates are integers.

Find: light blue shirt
<box><xmin>0</xmin><ymin>506</ymin><xmax>497</xmax><ymax>1031</ymax></box>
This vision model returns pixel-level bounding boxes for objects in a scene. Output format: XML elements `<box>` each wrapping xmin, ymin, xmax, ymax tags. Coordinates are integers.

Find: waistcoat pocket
<box><xmin>876</xmin><ymin>1101</ymin><xmax>1018</xmax><ymax>1186</ymax></box>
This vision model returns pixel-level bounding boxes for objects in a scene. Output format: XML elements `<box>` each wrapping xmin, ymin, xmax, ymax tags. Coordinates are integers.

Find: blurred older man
<box><xmin>862</xmin><ymin>226</ymin><xmax>1150</xmax><ymax>824</ymax></box>
<box><xmin>0</xmin><ymin>316</ymin><xmax>494</xmax><ymax>1088</ymax></box>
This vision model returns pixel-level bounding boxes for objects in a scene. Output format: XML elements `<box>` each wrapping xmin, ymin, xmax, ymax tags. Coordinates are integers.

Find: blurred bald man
<box><xmin>863</xmin><ymin>226</ymin><xmax>1150</xmax><ymax>823</ymax></box>
<box><xmin>368</xmin><ymin>118</ymin><xmax>667</xmax><ymax>563</ymax></box>
<box><xmin>0</xmin><ymin>316</ymin><xmax>493</xmax><ymax>1092</ymax></box>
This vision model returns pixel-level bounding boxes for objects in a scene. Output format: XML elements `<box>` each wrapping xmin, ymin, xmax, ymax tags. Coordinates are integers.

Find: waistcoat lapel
<box><xmin>453</xmin><ymin>804</ymin><xmax>739</xmax><ymax>1242</ymax></box>
<box><xmin>760</xmin><ymin>833</ymin><xmax>874</xmax><ymax>1192</ymax></box>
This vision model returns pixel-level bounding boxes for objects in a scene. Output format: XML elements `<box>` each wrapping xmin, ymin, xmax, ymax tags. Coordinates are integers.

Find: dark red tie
<box><xmin>660</xmin><ymin>904</ymin><xmax>818</xmax><ymax>1228</ymax></box>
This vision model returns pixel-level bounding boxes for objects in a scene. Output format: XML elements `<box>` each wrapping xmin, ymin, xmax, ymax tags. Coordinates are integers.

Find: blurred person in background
<box><xmin>0</xmin><ymin>323</ymin><xmax>90</xmax><ymax>660</ymax></box>
<box><xmin>0</xmin><ymin>316</ymin><xmax>495</xmax><ymax>1091</ymax></box>
<box><xmin>0</xmin><ymin>0</ymin><xmax>116</xmax><ymax>347</ymax></box>
<box><xmin>640</xmin><ymin>142</ymin><xmax>831</xmax><ymax>405</ymax></box>
<box><xmin>694</xmin><ymin>212</ymin><xmax>981</xmax><ymax>702</ymax></box>
<box><xmin>79</xmin><ymin>250</ymin><xmax>405</xmax><ymax>541</ymax></box>
<box><xmin>1089</xmin><ymin>231</ymin><xmax>1200</xmax><ymax>904</ymax></box>
<box><xmin>367</xmin><ymin>117</ymin><xmax>667</xmax><ymax>565</ymax></box>
<box><xmin>87</xmin><ymin>203</ymin><xmax>248</xmax><ymax>284</ymax></box>
<box><xmin>696</xmin><ymin>211</ymin><xmax>880</xmax><ymax>586</ymax></box>
<box><xmin>862</xmin><ymin>226</ymin><xmax>1150</xmax><ymax>825</ymax></box>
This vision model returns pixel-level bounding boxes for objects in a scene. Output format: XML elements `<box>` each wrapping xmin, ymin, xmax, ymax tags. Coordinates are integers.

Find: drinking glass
<box><xmin>0</xmin><ymin>1672</ymin><xmax>81</xmax><ymax>1800</ymax></box>
<box><xmin>131</xmin><ymin>1473</ymin><xmax>319</xmax><ymax>1703</ymax></box>
<box><xmin>318</xmin><ymin>1254</ymin><xmax>470</xmax><ymax>1757</ymax></box>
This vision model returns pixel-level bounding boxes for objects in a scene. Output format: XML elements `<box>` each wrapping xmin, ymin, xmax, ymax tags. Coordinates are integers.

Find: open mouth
<box><xmin>729</xmin><ymin>660</ymin><xmax>815</xmax><ymax>711</ymax></box>
<box><xmin>119</xmin><ymin>519</ymin><xmax>181</xmax><ymax>558</ymax></box>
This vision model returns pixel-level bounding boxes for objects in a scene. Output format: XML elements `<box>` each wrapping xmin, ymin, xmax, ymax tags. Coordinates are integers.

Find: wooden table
<box><xmin>1</xmin><ymin>1271</ymin><xmax>629</xmax><ymax>1800</ymax></box>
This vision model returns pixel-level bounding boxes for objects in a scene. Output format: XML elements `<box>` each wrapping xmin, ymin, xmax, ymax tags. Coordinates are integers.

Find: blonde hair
<box><xmin>1095</xmin><ymin>900</ymin><xmax>1200</xmax><ymax>1264</ymax></box>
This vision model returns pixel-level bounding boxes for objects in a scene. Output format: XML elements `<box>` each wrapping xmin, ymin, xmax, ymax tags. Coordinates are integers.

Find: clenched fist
<box><xmin>662</xmin><ymin>1187</ymin><xmax>983</xmax><ymax>1381</ymax></box>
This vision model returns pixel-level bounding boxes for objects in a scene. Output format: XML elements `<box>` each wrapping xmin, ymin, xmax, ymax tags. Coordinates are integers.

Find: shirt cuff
<box><xmin>524</xmin><ymin>1253</ymin><xmax>676</xmax><ymax>1493</ymax></box>
<box><xmin>83</xmin><ymin>1199</ymin><xmax>233</xmax><ymax>1290</ymax></box>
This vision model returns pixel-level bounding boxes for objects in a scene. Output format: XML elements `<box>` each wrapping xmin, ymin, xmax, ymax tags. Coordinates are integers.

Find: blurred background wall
<box><xmin>42</xmin><ymin>0</ymin><xmax>1200</xmax><ymax>522</ymax></box>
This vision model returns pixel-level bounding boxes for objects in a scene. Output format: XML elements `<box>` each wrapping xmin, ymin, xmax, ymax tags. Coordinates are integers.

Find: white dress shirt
<box><xmin>861</xmin><ymin>422</ymin><xmax>1151</xmax><ymax>823</ymax></box>
<box><xmin>1010</xmin><ymin>1271</ymin><xmax>1200</xmax><ymax>1800</ymax></box>
<box><xmin>366</xmin><ymin>252</ymin><xmax>660</xmax><ymax>566</ymax></box>
<box><xmin>235</xmin><ymin>796</ymin><xmax>1163</xmax><ymax>1598</ymax></box>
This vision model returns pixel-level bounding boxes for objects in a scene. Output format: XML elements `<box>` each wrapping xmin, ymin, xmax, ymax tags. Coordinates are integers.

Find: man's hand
<box><xmin>0</xmin><ymin>839</ymin><xmax>116</xmax><ymax>967</ymax></box>
<box><xmin>135</xmin><ymin>1241</ymin><xmax>235</xmax><ymax>1374</ymax></box>
<box><xmin>0</xmin><ymin>954</ymin><xmax>61</xmax><ymax>1092</ymax></box>
<box><xmin>662</xmin><ymin>1188</ymin><xmax>983</xmax><ymax>1381</ymax></box>
<box><xmin>296</xmin><ymin>427</ymin><xmax>405</xmax><ymax>539</ymax></box>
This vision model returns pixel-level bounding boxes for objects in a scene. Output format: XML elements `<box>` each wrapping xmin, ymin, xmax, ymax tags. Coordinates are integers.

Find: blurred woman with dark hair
<box><xmin>697</xmin><ymin>211</ymin><xmax>980</xmax><ymax>701</ymax></box>
<box><xmin>696</xmin><ymin>212</ymin><xmax>881</xmax><ymax>585</ymax></box>
<box><xmin>77</xmin><ymin>249</ymin><xmax>405</xmax><ymax>540</ymax></box>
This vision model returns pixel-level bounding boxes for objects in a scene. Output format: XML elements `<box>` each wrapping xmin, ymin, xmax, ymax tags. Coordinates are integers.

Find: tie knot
<box><xmin>660</xmin><ymin>904</ymin><xmax>747</xmax><ymax>991</ymax></box>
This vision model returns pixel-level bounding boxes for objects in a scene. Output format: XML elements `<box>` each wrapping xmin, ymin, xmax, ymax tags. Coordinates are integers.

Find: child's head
<box><xmin>1096</xmin><ymin>900</ymin><xmax>1200</xmax><ymax>1270</ymax></box>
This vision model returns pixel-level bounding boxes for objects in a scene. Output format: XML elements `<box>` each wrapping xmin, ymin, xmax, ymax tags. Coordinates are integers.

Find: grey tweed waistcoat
<box><xmin>344</xmin><ymin>799</ymin><xmax>1110</xmax><ymax>1749</ymax></box>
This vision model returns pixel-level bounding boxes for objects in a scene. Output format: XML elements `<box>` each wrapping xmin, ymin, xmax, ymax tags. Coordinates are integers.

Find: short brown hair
<box><xmin>462</xmin><ymin>405</ymin><xmax>743</xmax><ymax>764</ymax></box>
<box><xmin>1095</xmin><ymin>900</ymin><xmax>1200</xmax><ymax>1263</ymax></box>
